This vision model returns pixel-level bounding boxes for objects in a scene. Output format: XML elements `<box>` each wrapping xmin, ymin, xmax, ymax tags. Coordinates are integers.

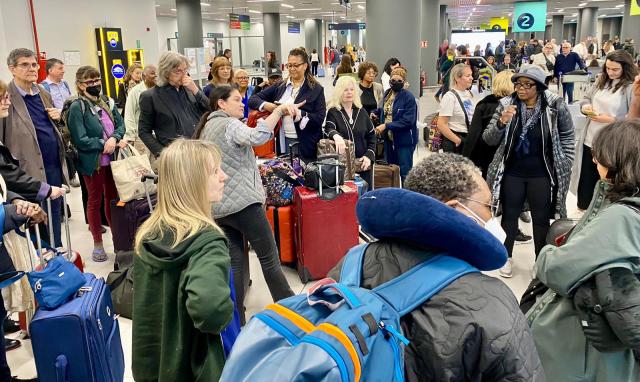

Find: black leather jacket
<box><xmin>329</xmin><ymin>241</ymin><xmax>545</xmax><ymax>382</ymax></box>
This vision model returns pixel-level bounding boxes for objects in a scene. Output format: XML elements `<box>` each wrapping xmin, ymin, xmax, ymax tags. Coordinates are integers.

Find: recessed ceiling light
<box><xmin>281</xmin><ymin>3</ymin><xmax>294</xmax><ymax>8</ymax></box>
<box><xmin>248</xmin><ymin>9</ymin><xmax>261</xmax><ymax>14</ymax></box>
<box><xmin>170</xmin><ymin>8</ymin><xmax>176</xmax><ymax>11</ymax></box>
<box><xmin>578</xmin><ymin>2</ymin><xmax>587</xmax><ymax>6</ymax></box>
<box><xmin>476</xmin><ymin>0</ymin><xmax>481</xmax><ymax>4</ymax></box>
<box><xmin>615</xmin><ymin>4</ymin><xmax>624</xmax><ymax>7</ymax></box>
<box><xmin>200</xmin><ymin>2</ymin><xmax>210</xmax><ymax>6</ymax></box>
<box><xmin>293</xmin><ymin>8</ymin><xmax>321</xmax><ymax>11</ymax></box>
<box><xmin>600</xmin><ymin>14</ymin><xmax>607</xmax><ymax>16</ymax></box>
<box><xmin>357</xmin><ymin>5</ymin><xmax>364</xmax><ymax>9</ymax></box>
<box><xmin>356</xmin><ymin>19</ymin><xmax>361</xmax><ymax>22</ymax></box>
<box><xmin>286</xmin><ymin>15</ymin><xmax>295</xmax><ymax>19</ymax></box>
<box><xmin>155</xmin><ymin>4</ymin><xmax>160</xmax><ymax>7</ymax></box>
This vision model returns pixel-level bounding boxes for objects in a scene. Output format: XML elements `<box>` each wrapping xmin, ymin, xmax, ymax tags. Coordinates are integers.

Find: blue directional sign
<box><xmin>111</xmin><ymin>64</ymin><xmax>125</xmax><ymax>79</ymax></box>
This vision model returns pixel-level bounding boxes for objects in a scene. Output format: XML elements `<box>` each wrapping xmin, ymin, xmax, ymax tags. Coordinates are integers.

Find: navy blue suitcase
<box><xmin>30</xmin><ymin>273</ymin><xmax>125</xmax><ymax>382</ymax></box>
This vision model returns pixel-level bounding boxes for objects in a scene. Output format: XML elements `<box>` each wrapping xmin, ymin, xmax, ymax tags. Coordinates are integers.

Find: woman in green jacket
<box><xmin>132</xmin><ymin>139</ymin><xmax>233</xmax><ymax>382</ymax></box>
<box><xmin>528</xmin><ymin>119</ymin><xmax>640</xmax><ymax>381</ymax></box>
<box><xmin>67</xmin><ymin>65</ymin><xmax>126</xmax><ymax>261</ymax></box>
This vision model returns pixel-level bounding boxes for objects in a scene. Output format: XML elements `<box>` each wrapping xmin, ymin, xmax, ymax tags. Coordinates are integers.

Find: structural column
<box><xmin>351</xmin><ymin>29</ymin><xmax>361</xmax><ymax>46</ymax></box>
<box><xmin>439</xmin><ymin>5</ymin><xmax>448</xmax><ymax>44</ymax></box>
<box><xmin>304</xmin><ymin>19</ymin><xmax>321</xmax><ymax>56</ymax></box>
<box><xmin>176</xmin><ymin>0</ymin><xmax>204</xmax><ymax>54</ymax></box>
<box><xmin>609</xmin><ymin>16</ymin><xmax>622</xmax><ymax>39</ymax></box>
<box><xmin>621</xmin><ymin>0</ymin><xmax>640</xmax><ymax>49</ymax></box>
<box><xmin>263</xmin><ymin>13</ymin><xmax>281</xmax><ymax>66</ymax></box>
<box><xmin>421</xmin><ymin>0</ymin><xmax>439</xmax><ymax>87</ymax></box>
<box><xmin>367</xmin><ymin>0</ymin><xmax>421</xmax><ymax>97</ymax></box>
<box><xmin>578</xmin><ymin>7</ymin><xmax>598</xmax><ymax>41</ymax></box>
<box><xmin>551</xmin><ymin>15</ymin><xmax>564</xmax><ymax>43</ymax></box>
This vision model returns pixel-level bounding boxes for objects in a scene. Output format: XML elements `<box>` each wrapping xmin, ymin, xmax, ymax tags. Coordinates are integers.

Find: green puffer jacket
<box><xmin>527</xmin><ymin>181</ymin><xmax>640</xmax><ymax>381</ymax></box>
<box><xmin>132</xmin><ymin>227</ymin><xmax>234</xmax><ymax>382</ymax></box>
<box><xmin>66</xmin><ymin>97</ymin><xmax>125</xmax><ymax>176</ymax></box>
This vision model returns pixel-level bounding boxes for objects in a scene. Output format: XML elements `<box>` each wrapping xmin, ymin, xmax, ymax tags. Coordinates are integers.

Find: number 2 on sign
<box><xmin>517</xmin><ymin>13</ymin><xmax>534</xmax><ymax>29</ymax></box>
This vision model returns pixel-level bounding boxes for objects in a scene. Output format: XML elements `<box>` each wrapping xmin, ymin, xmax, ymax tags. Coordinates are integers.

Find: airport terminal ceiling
<box><xmin>154</xmin><ymin>0</ymin><xmax>628</xmax><ymax>29</ymax></box>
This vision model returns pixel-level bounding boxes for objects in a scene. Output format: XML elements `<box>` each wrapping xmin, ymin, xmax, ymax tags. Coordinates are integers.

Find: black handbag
<box><xmin>303</xmin><ymin>154</ymin><xmax>345</xmax><ymax>200</ymax></box>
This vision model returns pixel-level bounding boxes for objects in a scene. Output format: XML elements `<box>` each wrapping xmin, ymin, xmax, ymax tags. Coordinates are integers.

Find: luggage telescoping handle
<box><xmin>141</xmin><ymin>174</ymin><xmax>158</xmax><ymax>212</ymax></box>
<box><xmin>46</xmin><ymin>186</ymin><xmax>73</xmax><ymax>260</ymax></box>
<box><xmin>24</xmin><ymin>221</ymin><xmax>39</xmax><ymax>271</ymax></box>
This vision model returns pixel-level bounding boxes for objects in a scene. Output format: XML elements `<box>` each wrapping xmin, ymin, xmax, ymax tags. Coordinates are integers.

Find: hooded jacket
<box><xmin>132</xmin><ymin>227</ymin><xmax>234</xmax><ymax>382</ymax></box>
<box><xmin>527</xmin><ymin>181</ymin><xmax>640</xmax><ymax>381</ymax></box>
<box><xmin>483</xmin><ymin>90</ymin><xmax>575</xmax><ymax>218</ymax></box>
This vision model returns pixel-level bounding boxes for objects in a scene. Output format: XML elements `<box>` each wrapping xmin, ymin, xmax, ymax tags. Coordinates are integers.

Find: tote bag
<box><xmin>110</xmin><ymin>145</ymin><xmax>156</xmax><ymax>202</ymax></box>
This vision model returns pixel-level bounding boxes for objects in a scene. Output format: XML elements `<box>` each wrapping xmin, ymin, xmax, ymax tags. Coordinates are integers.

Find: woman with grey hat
<box><xmin>483</xmin><ymin>64</ymin><xmax>575</xmax><ymax>278</ymax></box>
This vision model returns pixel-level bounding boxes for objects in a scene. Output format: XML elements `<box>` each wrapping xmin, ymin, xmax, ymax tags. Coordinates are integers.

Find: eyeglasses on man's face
<box><xmin>171</xmin><ymin>67</ymin><xmax>188</xmax><ymax>76</ymax></box>
<box><xmin>14</xmin><ymin>62</ymin><xmax>39</xmax><ymax>70</ymax></box>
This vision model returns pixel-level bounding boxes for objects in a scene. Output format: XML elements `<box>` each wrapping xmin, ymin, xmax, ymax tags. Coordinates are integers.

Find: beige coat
<box><xmin>0</xmin><ymin>80</ymin><xmax>68</xmax><ymax>185</ymax></box>
<box><xmin>356</xmin><ymin>81</ymin><xmax>384</xmax><ymax>110</ymax></box>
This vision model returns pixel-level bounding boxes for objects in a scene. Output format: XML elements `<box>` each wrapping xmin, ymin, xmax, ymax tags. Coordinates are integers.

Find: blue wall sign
<box><xmin>111</xmin><ymin>64</ymin><xmax>125</xmax><ymax>79</ymax></box>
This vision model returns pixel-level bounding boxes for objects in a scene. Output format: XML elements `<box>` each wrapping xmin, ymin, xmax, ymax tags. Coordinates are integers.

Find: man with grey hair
<box><xmin>329</xmin><ymin>152</ymin><xmax>544</xmax><ymax>381</ymax></box>
<box><xmin>1</xmin><ymin>48</ymin><xmax>68</xmax><ymax>248</ymax></box>
<box><xmin>124</xmin><ymin>64</ymin><xmax>157</xmax><ymax>156</ymax></box>
<box><xmin>138</xmin><ymin>52</ymin><xmax>209</xmax><ymax>157</ymax></box>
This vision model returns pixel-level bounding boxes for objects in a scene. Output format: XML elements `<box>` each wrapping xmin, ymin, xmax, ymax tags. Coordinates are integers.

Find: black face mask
<box><xmin>390</xmin><ymin>80</ymin><xmax>404</xmax><ymax>92</ymax></box>
<box><xmin>86</xmin><ymin>85</ymin><xmax>101</xmax><ymax>97</ymax></box>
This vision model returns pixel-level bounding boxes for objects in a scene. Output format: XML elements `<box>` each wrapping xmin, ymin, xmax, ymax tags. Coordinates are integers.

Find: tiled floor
<box><xmin>6</xmin><ymin>74</ymin><xmax>580</xmax><ymax>380</ymax></box>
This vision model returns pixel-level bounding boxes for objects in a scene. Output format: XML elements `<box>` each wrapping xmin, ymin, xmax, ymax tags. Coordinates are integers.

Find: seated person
<box><xmin>329</xmin><ymin>153</ymin><xmax>544</xmax><ymax>381</ymax></box>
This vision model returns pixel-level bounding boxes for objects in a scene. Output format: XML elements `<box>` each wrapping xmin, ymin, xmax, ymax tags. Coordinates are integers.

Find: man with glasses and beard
<box><xmin>138</xmin><ymin>52</ymin><xmax>209</xmax><ymax>158</ymax></box>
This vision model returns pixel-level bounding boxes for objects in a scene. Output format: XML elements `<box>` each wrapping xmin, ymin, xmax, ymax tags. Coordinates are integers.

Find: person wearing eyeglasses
<box><xmin>248</xmin><ymin>48</ymin><xmax>326</xmax><ymax>164</ymax></box>
<box><xmin>1</xmin><ymin>48</ymin><xmax>69</xmax><ymax>249</ymax></box>
<box><xmin>232</xmin><ymin>69</ymin><xmax>254</xmax><ymax>120</ymax></box>
<box><xmin>138</xmin><ymin>52</ymin><xmax>210</xmax><ymax>158</ymax></box>
<box><xmin>66</xmin><ymin>66</ymin><xmax>126</xmax><ymax>262</ymax></box>
<box><xmin>483</xmin><ymin>64</ymin><xmax>575</xmax><ymax>278</ymax></box>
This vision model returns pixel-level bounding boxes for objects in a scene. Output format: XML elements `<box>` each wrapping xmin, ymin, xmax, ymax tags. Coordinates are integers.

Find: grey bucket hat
<box><xmin>512</xmin><ymin>64</ymin><xmax>548</xmax><ymax>89</ymax></box>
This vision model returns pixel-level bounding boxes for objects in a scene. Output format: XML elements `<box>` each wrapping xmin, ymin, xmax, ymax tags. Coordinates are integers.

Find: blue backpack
<box><xmin>220</xmin><ymin>243</ymin><xmax>478</xmax><ymax>382</ymax></box>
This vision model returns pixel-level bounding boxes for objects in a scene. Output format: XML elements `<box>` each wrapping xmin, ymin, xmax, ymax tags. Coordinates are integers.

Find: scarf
<box><xmin>514</xmin><ymin>96</ymin><xmax>542</xmax><ymax>157</ymax></box>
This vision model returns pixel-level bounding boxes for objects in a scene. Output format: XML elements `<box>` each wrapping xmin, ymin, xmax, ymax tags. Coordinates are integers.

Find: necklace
<box><xmin>344</xmin><ymin>107</ymin><xmax>354</xmax><ymax>124</ymax></box>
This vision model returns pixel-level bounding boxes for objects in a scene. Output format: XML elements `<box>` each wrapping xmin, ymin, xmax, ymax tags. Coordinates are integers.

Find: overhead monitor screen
<box><xmin>450</xmin><ymin>30</ymin><xmax>506</xmax><ymax>55</ymax></box>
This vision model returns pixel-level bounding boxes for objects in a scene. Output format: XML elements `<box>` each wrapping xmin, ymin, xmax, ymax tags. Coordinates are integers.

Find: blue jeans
<box><xmin>42</xmin><ymin>165</ymin><xmax>63</xmax><ymax>247</ymax></box>
<box><xmin>562</xmin><ymin>82</ymin><xmax>575</xmax><ymax>103</ymax></box>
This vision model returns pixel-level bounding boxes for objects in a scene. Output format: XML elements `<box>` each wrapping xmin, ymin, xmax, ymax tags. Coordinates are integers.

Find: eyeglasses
<box><xmin>286</xmin><ymin>62</ymin><xmax>306</xmax><ymax>70</ymax></box>
<box><xmin>82</xmin><ymin>78</ymin><xmax>102</xmax><ymax>86</ymax></box>
<box><xmin>514</xmin><ymin>82</ymin><xmax>536</xmax><ymax>89</ymax></box>
<box><xmin>236</xmin><ymin>76</ymin><xmax>249</xmax><ymax>80</ymax></box>
<box><xmin>461</xmin><ymin>197</ymin><xmax>498</xmax><ymax>210</ymax></box>
<box><xmin>171</xmin><ymin>68</ymin><xmax>188</xmax><ymax>75</ymax></box>
<box><xmin>15</xmin><ymin>62</ymin><xmax>39</xmax><ymax>70</ymax></box>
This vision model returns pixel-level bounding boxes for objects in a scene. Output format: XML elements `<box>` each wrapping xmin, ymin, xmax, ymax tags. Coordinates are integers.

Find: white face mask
<box><xmin>458</xmin><ymin>202</ymin><xmax>507</xmax><ymax>244</ymax></box>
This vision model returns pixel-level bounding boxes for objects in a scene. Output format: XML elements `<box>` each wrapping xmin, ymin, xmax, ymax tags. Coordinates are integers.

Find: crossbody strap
<box><xmin>449</xmin><ymin>90</ymin><xmax>470</xmax><ymax>129</ymax></box>
<box><xmin>339</xmin><ymin>243</ymin><xmax>478</xmax><ymax>316</ymax></box>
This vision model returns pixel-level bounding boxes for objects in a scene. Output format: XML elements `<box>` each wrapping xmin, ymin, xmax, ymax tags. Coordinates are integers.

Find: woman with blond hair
<box><xmin>438</xmin><ymin>63</ymin><xmax>475</xmax><ymax>154</ymax></box>
<box><xmin>204</xmin><ymin>56</ymin><xmax>233</xmax><ymax>98</ymax></box>
<box><xmin>463</xmin><ymin>70</ymin><xmax>514</xmax><ymax>177</ymax></box>
<box><xmin>116</xmin><ymin>62</ymin><xmax>142</xmax><ymax>109</ymax></box>
<box><xmin>132</xmin><ymin>139</ymin><xmax>234</xmax><ymax>382</ymax></box>
<box><xmin>324</xmin><ymin>76</ymin><xmax>376</xmax><ymax>186</ymax></box>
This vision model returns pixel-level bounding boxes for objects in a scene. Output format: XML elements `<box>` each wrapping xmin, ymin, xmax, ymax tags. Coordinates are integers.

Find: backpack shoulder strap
<box><xmin>449</xmin><ymin>90</ymin><xmax>470</xmax><ymax>129</ymax></box>
<box><xmin>372</xmin><ymin>255</ymin><xmax>478</xmax><ymax>316</ymax></box>
<box><xmin>339</xmin><ymin>243</ymin><xmax>369</xmax><ymax>287</ymax></box>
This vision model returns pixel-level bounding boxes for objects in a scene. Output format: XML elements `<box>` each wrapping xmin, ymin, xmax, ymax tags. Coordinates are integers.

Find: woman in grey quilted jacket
<box><xmin>483</xmin><ymin>64</ymin><xmax>575</xmax><ymax>278</ymax></box>
<box><xmin>193</xmin><ymin>86</ymin><xmax>300</xmax><ymax>324</ymax></box>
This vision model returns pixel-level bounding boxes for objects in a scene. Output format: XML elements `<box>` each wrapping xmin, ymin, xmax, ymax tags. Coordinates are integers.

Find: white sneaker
<box><xmin>499</xmin><ymin>258</ymin><xmax>514</xmax><ymax>278</ymax></box>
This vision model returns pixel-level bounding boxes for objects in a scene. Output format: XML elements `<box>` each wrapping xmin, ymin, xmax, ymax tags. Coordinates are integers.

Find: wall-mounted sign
<box><xmin>111</xmin><ymin>63</ymin><xmax>125</xmax><ymax>79</ymax></box>
<box><xmin>513</xmin><ymin>1</ymin><xmax>547</xmax><ymax>32</ymax></box>
<box><xmin>229</xmin><ymin>13</ymin><xmax>250</xmax><ymax>30</ymax></box>
<box><xmin>288</xmin><ymin>21</ymin><xmax>300</xmax><ymax>33</ymax></box>
<box><xmin>107</xmin><ymin>31</ymin><xmax>120</xmax><ymax>48</ymax></box>
<box><xmin>489</xmin><ymin>17</ymin><xmax>509</xmax><ymax>33</ymax></box>
<box><xmin>631</xmin><ymin>0</ymin><xmax>640</xmax><ymax>16</ymax></box>
<box><xmin>328</xmin><ymin>23</ymin><xmax>366</xmax><ymax>31</ymax></box>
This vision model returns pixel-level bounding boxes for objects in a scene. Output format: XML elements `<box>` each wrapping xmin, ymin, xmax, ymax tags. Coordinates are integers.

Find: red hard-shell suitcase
<box><xmin>266</xmin><ymin>205</ymin><xmax>296</xmax><ymax>265</ymax></box>
<box><xmin>293</xmin><ymin>181</ymin><xmax>359</xmax><ymax>282</ymax></box>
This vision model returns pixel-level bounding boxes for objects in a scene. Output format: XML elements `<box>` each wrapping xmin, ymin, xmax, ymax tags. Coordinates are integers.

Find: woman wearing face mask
<box><xmin>204</xmin><ymin>57</ymin><xmax>233</xmax><ymax>98</ymax></box>
<box><xmin>529</xmin><ymin>119</ymin><xmax>640</xmax><ymax>382</ymax></box>
<box><xmin>193</xmin><ymin>86</ymin><xmax>298</xmax><ymax>324</ymax></box>
<box><xmin>325</xmin><ymin>76</ymin><xmax>376</xmax><ymax>187</ymax></box>
<box><xmin>438</xmin><ymin>64</ymin><xmax>475</xmax><ymax>154</ymax></box>
<box><xmin>483</xmin><ymin>64</ymin><xmax>575</xmax><ymax>278</ymax></box>
<box><xmin>375</xmin><ymin>67</ymin><xmax>418</xmax><ymax>182</ymax></box>
<box><xmin>572</xmin><ymin>50</ymin><xmax>638</xmax><ymax>212</ymax></box>
<box><xmin>116</xmin><ymin>63</ymin><xmax>142</xmax><ymax>110</ymax></box>
<box><xmin>232</xmin><ymin>69</ymin><xmax>255</xmax><ymax>120</ymax></box>
<box><xmin>67</xmin><ymin>65</ymin><xmax>127</xmax><ymax>262</ymax></box>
